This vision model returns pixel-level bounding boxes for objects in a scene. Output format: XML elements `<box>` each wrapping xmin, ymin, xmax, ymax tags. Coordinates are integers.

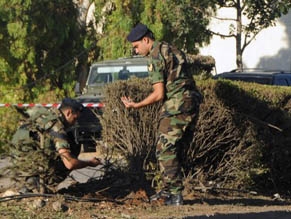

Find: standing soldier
<box><xmin>121</xmin><ymin>23</ymin><xmax>202</xmax><ymax>205</ymax></box>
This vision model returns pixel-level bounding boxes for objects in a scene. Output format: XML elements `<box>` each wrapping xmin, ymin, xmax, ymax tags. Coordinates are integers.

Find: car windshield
<box><xmin>88</xmin><ymin>65</ymin><xmax>148</xmax><ymax>85</ymax></box>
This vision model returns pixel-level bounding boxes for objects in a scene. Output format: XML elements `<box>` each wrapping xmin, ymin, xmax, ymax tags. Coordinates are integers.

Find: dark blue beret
<box><xmin>127</xmin><ymin>23</ymin><xmax>149</xmax><ymax>42</ymax></box>
<box><xmin>61</xmin><ymin>98</ymin><xmax>84</xmax><ymax>112</ymax></box>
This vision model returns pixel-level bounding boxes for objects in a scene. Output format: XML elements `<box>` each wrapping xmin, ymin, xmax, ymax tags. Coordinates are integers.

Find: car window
<box><xmin>93</xmin><ymin>73</ymin><xmax>113</xmax><ymax>83</ymax></box>
<box><xmin>118</xmin><ymin>69</ymin><xmax>130</xmax><ymax>80</ymax></box>
<box><xmin>126</xmin><ymin>65</ymin><xmax>148</xmax><ymax>72</ymax></box>
<box><xmin>88</xmin><ymin>64</ymin><xmax>148</xmax><ymax>85</ymax></box>
<box><xmin>223</xmin><ymin>76</ymin><xmax>272</xmax><ymax>85</ymax></box>
<box><xmin>88</xmin><ymin>66</ymin><xmax>123</xmax><ymax>84</ymax></box>
<box><xmin>98</xmin><ymin>66</ymin><xmax>124</xmax><ymax>73</ymax></box>
<box><xmin>239</xmin><ymin>77</ymin><xmax>272</xmax><ymax>85</ymax></box>
<box><xmin>274</xmin><ymin>78</ymin><xmax>289</xmax><ymax>86</ymax></box>
<box><xmin>126</xmin><ymin>65</ymin><xmax>148</xmax><ymax>78</ymax></box>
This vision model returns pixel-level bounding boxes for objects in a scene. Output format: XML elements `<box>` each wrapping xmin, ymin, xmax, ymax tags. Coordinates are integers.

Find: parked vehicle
<box><xmin>213</xmin><ymin>69</ymin><xmax>291</xmax><ymax>86</ymax></box>
<box><xmin>70</xmin><ymin>56</ymin><xmax>148</xmax><ymax>152</ymax></box>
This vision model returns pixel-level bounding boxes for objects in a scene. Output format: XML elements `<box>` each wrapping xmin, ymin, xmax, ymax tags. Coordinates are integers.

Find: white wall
<box><xmin>200</xmin><ymin>9</ymin><xmax>291</xmax><ymax>74</ymax></box>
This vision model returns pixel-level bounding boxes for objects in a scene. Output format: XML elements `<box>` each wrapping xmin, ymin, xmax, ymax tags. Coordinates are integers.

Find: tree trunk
<box><xmin>236</xmin><ymin>0</ymin><xmax>243</xmax><ymax>71</ymax></box>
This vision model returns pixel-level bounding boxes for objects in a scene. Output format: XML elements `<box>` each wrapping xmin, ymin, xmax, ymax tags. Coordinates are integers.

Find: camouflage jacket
<box><xmin>10</xmin><ymin>106</ymin><xmax>78</xmax><ymax>187</ymax></box>
<box><xmin>12</xmin><ymin>106</ymin><xmax>72</xmax><ymax>152</ymax></box>
<box><xmin>148</xmin><ymin>41</ymin><xmax>202</xmax><ymax>116</ymax></box>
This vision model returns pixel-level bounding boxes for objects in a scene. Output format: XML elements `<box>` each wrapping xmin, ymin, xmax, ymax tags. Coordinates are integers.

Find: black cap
<box><xmin>127</xmin><ymin>23</ymin><xmax>150</xmax><ymax>42</ymax></box>
<box><xmin>60</xmin><ymin>98</ymin><xmax>84</xmax><ymax>113</ymax></box>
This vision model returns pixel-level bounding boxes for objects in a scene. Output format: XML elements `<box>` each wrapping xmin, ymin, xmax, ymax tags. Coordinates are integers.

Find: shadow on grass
<box><xmin>185</xmin><ymin>197</ymin><xmax>291</xmax><ymax>207</ymax></box>
<box><xmin>184</xmin><ymin>211</ymin><xmax>291</xmax><ymax>219</ymax></box>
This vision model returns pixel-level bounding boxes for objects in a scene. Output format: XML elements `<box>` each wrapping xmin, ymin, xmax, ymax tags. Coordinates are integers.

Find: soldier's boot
<box><xmin>164</xmin><ymin>193</ymin><xmax>183</xmax><ymax>206</ymax></box>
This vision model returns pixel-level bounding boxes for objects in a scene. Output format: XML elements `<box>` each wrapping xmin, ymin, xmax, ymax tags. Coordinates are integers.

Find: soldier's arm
<box><xmin>121</xmin><ymin>82</ymin><xmax>164</xmax><ymax>108</ymax></box>
<box><xmin>58</xmin><ymin>148</ymin><xmax>101</xmax><ymax>170</ymax></box>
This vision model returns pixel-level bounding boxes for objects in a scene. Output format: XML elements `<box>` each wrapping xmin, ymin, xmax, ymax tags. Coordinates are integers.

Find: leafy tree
<box><xmin>0</xmin><ymin>0</ymin><xmax>88</xmax><ymax>102</ymax></box>
<box><xmin>0</xmin><ymin>0</ymin><xmax>91</xmax><ymax>150</ymax></box>
<box><xmin>94</xmin><ymin>0</ymin><xmax>133</xmax><ymax>60</ymax></box>
<box><xmin>212</xmin><ymin>0</ymin><xmax>291</xmax><ymax>71</ymax></box>
<box><xmin>95</xmin><ymin>0</ymin><xmax>217</xmax><ymax>59</ymax></box>
<box><xmin>141</xmin><ymin>0</ymin><xmax>217</xmax><ymax>53</ymax></box>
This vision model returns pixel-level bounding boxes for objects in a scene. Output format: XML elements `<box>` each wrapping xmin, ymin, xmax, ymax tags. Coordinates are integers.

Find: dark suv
<box><xmin>71</xmin><ymin>56</ymin><xmax>148</xmax><ymax>151</ymax></box>
<box><xmin>213</xmin><ymin>69</ymin><xmax>291</xmax><ymax>86</ymax></box>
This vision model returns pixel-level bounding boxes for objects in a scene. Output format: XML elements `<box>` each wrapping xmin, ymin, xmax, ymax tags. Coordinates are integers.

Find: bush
<box><xmin>186</xmin><ymin>54</ymin><xmax>215</xmax><ymax>79</ymax></box>
<box><xmin>187</xmin><ymin>79</ymin><xmax>291</xmax><ymax>194</ymax></box>
<box><xmin>99</xmin><ymin>77</ymin><xmax>162</xmax><ymax>176</ymax></box>
<box><xmin>100</xmin><ymin>77</ymin><xmax>291</xmax><ymax>195</ymax></box>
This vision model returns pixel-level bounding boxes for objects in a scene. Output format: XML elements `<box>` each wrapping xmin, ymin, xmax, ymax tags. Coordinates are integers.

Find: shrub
<box><xmin>100</xmin><ymin>77</ymin><xmax>291</xmax><ymax>195</ymax></box>
<box><xmin>186</xmin><ymin>80</ymin><xmax>291</xmax><ymax>194</ymax></box>
<box><xmin>99</xmin><ymin>77</ymin><xmax>162</xmax><ymax>178</ymax></box>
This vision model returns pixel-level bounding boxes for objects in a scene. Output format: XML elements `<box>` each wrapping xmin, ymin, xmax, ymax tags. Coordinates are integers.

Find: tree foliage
<box><xmin>0</xmin><ymin>0</ymin><xmax>92</xmax><ymax>149</ymax></box>
<box><xmin>0</xmin><ymin>0</ymin><xmax>217</xmax><ymax>100</ymax></box>
<box><xmin>213</xmin><ymin>0</ymin><xmax>291</xmax><ymax>70</ymax></box>
<box><xmin>95</xmin><ymin>0</ymin><xmax>217</xmax><ymax>59</ymax></box>
<box><xmin>0</xmin><ymin>0</ymin><xmax>88</xmax><ymax>102</ymax></box>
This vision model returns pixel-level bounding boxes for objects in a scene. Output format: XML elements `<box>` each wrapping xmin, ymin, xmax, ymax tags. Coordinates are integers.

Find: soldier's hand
<box><xmin>89</xmin><ymin>157</ymin><xmax>102</xmax><ymax>167</ymax></box>
<box><xmin>121</xmin><ymin>96</ymin><xmax>135</xmax><ymax>108</ymax></box>
<box><xmin>94</xmin><ymin>157</ymin><xmax>102</xmax><ymax>165</ymax></box>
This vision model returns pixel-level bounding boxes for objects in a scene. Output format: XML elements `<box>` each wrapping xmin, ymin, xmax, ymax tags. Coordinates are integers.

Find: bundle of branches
<box><xmin>99</xmin><ymin>77</ymin><xmax>162</xmax><ymax>176</ymax></box>
<box><xmin>184</xmin><ymin>80</ymin><xmax>291</xmax><ymax>194</ymax></box>
<box><xmin>183</xmin><ymin>81</ymin><xmax>264</xmax><ymax>188</ymax></box>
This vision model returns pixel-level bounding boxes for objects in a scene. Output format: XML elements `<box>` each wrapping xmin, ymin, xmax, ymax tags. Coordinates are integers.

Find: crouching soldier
<box><xmin>10</xmin><ymin>98</ymin><xmax>102</xmax><ymax>193</ymax></box>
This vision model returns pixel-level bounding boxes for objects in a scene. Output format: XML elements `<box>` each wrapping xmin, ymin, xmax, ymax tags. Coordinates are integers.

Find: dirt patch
<box><xmin>1</xmin><ymin>188</ymin><xmax>291</xmax><ymax>219</ymax></box>
<box><xmin>1</xmin><ymin>155</ymin><xmax>291</xmax><ymax>218</ymax></box>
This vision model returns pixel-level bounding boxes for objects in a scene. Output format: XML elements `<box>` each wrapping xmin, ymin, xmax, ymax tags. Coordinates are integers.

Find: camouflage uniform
<box><xmin>11</xmin><ymin>106</ymin><xmax>80</xmax><ymax>192</ymax></box>
<box><xmin>148</xmin><ymin>41</ymin><xmax>202</xmax><ymax>195</ymax></box>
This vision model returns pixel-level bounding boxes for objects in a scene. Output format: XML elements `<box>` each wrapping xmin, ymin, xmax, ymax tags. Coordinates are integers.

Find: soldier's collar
<box><xmin>150</xmin><ymin>41</ymin><xmax>159</xmax><ymax>51</ymax></box>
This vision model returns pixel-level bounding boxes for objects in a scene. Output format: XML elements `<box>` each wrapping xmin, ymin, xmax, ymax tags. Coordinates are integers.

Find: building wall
<box><xmin>200</xmin><ymin>9</ymin><xmax>291</xmax><ymax>74</ymax></box>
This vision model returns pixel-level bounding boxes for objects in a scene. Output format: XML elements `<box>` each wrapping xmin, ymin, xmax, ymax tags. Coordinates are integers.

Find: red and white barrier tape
<box><xmin>0</xmin><ymin>103</ymin><xmax>104</xmax><ymax>108</ymax></box>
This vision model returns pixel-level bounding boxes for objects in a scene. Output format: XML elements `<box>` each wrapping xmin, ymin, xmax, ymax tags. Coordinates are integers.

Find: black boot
<box><xmin>165</xmin><ymin>193</ymin><xmax>183</xmax><ymax>206</ymax></box>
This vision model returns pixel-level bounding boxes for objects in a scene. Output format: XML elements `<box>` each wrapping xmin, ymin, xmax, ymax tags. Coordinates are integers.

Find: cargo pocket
<box><xmin>179</xmin><ymin>91</ymin><xmax>201</xmax><ymax>114</ymax></box>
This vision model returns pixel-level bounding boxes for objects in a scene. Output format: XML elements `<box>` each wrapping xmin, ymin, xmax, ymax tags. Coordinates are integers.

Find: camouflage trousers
<box><xmin>156</xmin><ymin>111</ymin><xmax>199</xmax><ymax>195</ymax></box>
